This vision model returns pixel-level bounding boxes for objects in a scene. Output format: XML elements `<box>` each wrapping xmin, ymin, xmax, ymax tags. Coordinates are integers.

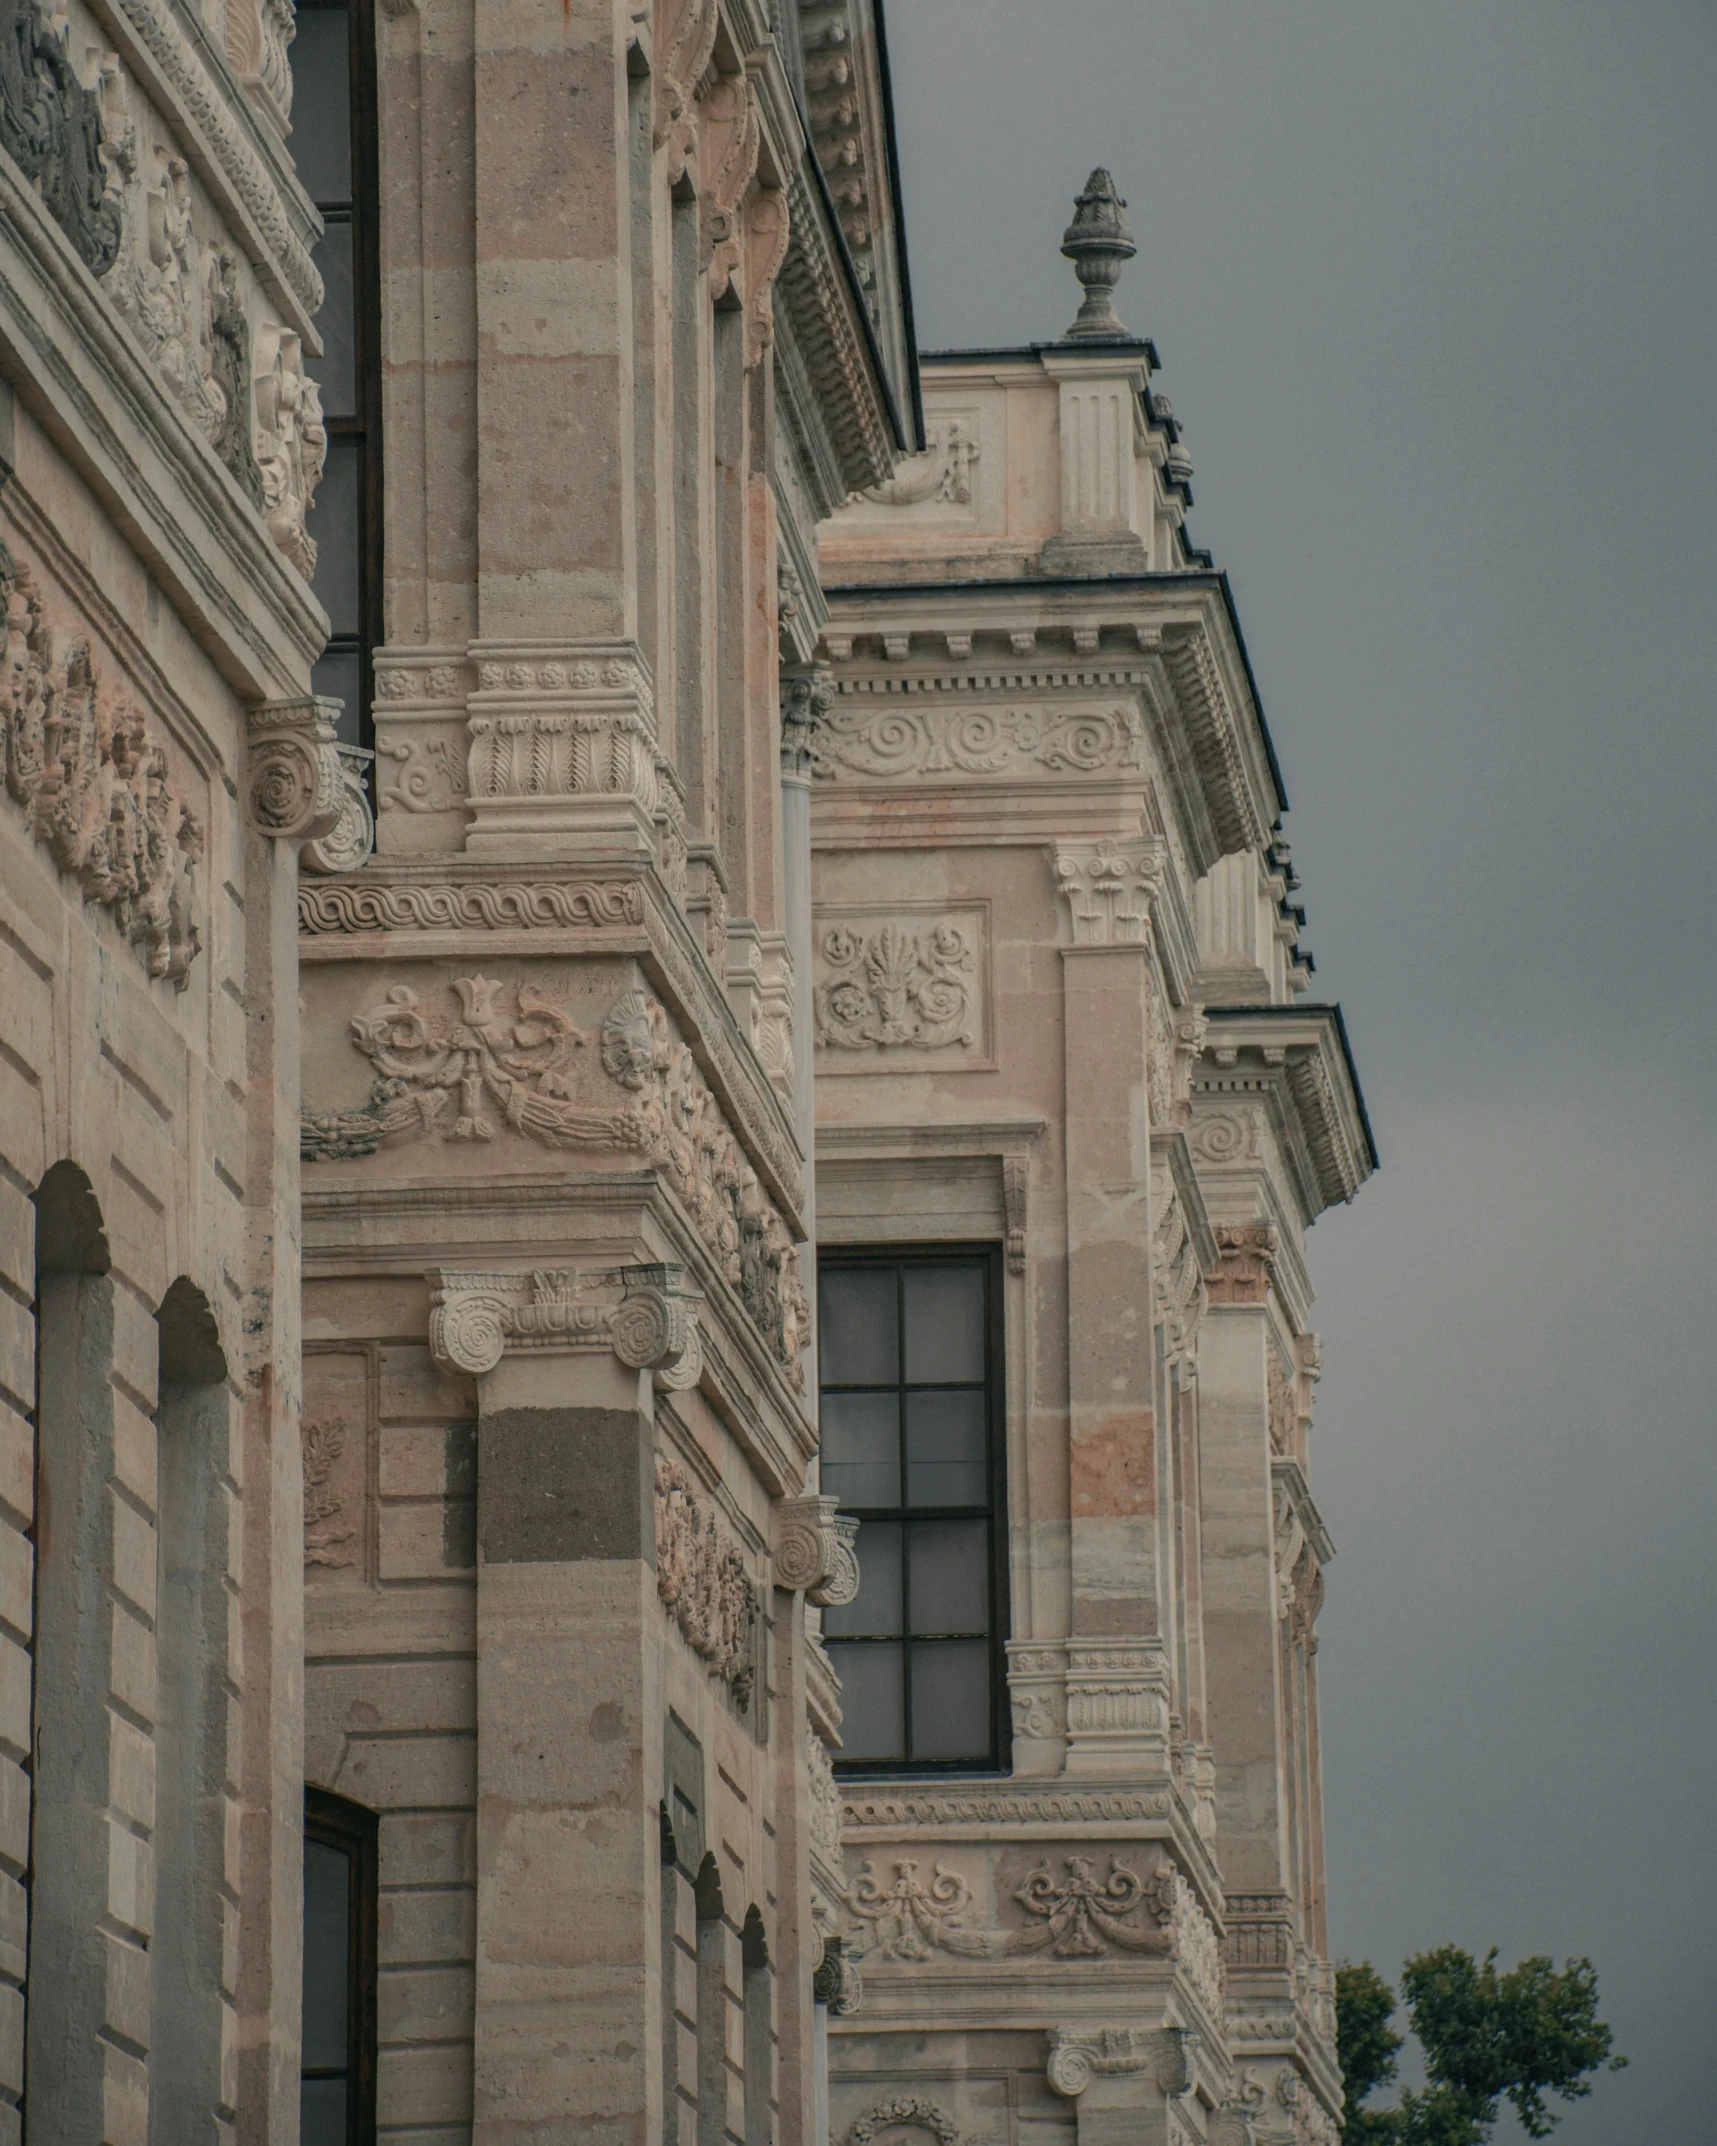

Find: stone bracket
<box><xmin>774</xmin><ymin>1494</ymin><xmax>859</xmax><ymax>1605</ymax></box>
<box><xmin>247</xmin><ymin>696</ymin><xmax>345</xmax><ymax>842</ymax></box>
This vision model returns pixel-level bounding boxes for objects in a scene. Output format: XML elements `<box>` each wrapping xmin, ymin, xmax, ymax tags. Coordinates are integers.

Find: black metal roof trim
<box><xmin>871</xmin><ymin>0</ymin><xmax>925</xmax><ymax>452</ymax></box>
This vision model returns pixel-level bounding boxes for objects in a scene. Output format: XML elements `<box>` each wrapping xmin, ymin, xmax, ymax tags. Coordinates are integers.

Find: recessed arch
<box><xmin>155</xmin><ymin>1277</ymin><xmax>228</xmax><ymax>1389</ymax></box>
<box><xmin>31</xmin><ymin>1161</ymin><xmax>110</xmax><ymax>1278</ymax></box>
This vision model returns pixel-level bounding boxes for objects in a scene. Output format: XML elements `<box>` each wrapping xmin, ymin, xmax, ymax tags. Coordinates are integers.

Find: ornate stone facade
<box><xmin>815</xmin><ymin>187</ymin><xmax>1374</xmax><ymax>2146</ymax></box>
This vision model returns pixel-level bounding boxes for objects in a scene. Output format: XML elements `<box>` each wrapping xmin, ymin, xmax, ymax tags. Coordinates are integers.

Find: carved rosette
<box><xmin>775</xmin><ymin>1495</ymin><xmax>860</xmax><ymax>1606</ymax></box>
<box><xmin>426</xmin><ymin>1264</ymin><xmax>703</xmax><ymax>1391</ymax></box>
<box><xmin>1053</xmin><ymin>836</ymin><xmax>1168</xmax><ymax>947</ymax></box>
<box><xmin>247</xmin><ymin>696</ymin><xmax>344</xmax><ymax>842</ymax></box>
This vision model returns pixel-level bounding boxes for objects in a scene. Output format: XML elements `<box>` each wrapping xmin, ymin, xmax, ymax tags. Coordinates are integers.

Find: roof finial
<box><xmin>1060</xmin><ymin>169</ymin><xmax>1136</xmax><ymax>340</ymax></box>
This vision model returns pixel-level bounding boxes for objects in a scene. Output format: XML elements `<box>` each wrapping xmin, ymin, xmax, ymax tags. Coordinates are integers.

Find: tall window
<box><xmin>292</xmin><ymin>0</ymin><xmax>381</xmax><ymax>753</ymax></box>
<box><xmin>302</xmin><ymin>1788</ymin><xmax>378</xmax><ymax>2146</ymax></box>
<box><xmin>818</xmin><ymin>1252</ymin><xmax>1006</xmax><ymax>1771</ymax></box>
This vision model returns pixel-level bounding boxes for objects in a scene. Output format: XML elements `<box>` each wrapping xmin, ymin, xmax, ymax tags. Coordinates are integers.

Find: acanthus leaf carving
<box><xmin>1053</xmin><ymin>835</ymin><xmax>1167</xmax><ymax>947</ymax></box>
<box><xmin>0</xmin><ymin>540</ymin><xmax>203</xmax><ymax>985</ymax></box>
<box><xmin>1206</xmin><ymin>1222</ymin><xmax>1277</xmax><ymax>1305</ymax></box>
<box><xmin>301</xmin><ymin>1414</ymin><xmax>355</xmax><ymax>1568</ymax></box>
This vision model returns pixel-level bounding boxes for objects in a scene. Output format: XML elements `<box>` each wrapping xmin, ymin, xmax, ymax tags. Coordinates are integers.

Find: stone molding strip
<box><xmin>297</xmin><ymin>878</ymin><xmax>645</xmax><ymax>935</ymax></box>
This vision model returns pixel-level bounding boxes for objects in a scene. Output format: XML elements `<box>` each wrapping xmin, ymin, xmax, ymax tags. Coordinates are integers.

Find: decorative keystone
<box><xmin>1060</xmin><ymin>169</ymin><xmax>1137</xmax><ymax>340</ymax></box>
<box><xmin>775</xmin><ymin>1495</ymin><xmax>860</xmax><ymax>1605</ymax></box>
<box><xmin>247</xmin><ymin>696</ymin><xmax>345</xmax><ymax>841</ymax></box>
<box><xmin>426</xmin><ymin>1264</ymin><xmax>703</xmax><ymax>1389</ymax></box>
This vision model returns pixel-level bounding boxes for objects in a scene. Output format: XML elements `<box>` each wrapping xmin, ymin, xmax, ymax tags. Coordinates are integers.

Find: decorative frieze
<box><xmin>0</xmin><ymin>540</ymin><xmax>204</xmax><ymax>985</ymax></box>
<box><xmin>775</xmin><ymin>1495</ymin><xmax>860</xmax><ymax>1606</ymax></box>
<box><xmin>1064</xmin><ymin>1640</ymin><xmax>1172</xmax><ymax>1769</ymax></box>
<box><xmin>1046</xmin><ymin>2024</ymin><xmax>1197</xmax><ymax>2101</ymax></box>
<box><xmin>814</xmin><ymin>916</ymin><xmax>977</xmax><ymax>1056</ymax></box>
<box><xmin>297</xmin><ymin>878</ymin><xmax>643</xmax><ymax>936</ymax></box>
<box><xmin>1002</xmin><ymin>1155</ymin><xmax>1028</xmax><ymax>1275</ymax></box>
<box><xmin>812</xmin><ymin>697</ymin><xmax>1143</xmax><ymax>782</ymax></box>
<box><xmin>427</xmin><ymin>1264</ymin><xmax>703</xmax><ymax>1392</ymax></box>
<box><xmin>842</xmin><ymin>1787</ymin><xmax>1173</xmax><ymax>1830</ymax></box>
<box><xmin>845</xmin><ymin>1852</ymin><xmax>1178</xmax><ymax>1964</ymax></box>
<box><xmin>654</xmin><ymin>1449</ymin><xmax>756</xmax><ymax>1704</ymax></box>
<box><xmin>1054</xmin><ymin>835</ymin><xmax>1167</xmax><ymax>947</ymax></box>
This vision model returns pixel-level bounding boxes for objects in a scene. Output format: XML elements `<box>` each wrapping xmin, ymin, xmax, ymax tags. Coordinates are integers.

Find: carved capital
<box><xmin>775</xmin><ymin>1495</ymin><xmax>860</xmax><ymax>1605</ymax></box>
<box><xmin>247</xmin><ymin>697</ymin><xmax>344</xmax><ymax>841</ymax></box>
<box><xmin>1206</xmin><ymin>1223</ymin><xmax>1277</xmax><ymax>1306</ymax></box>
<box><xmin>1053</xmin><ymin>836</ymin><xmax>1168</xmax><ymax>946</ymax></box>
<box><xmin>426</xmin><ymin>1264</ymin><xmax>703</xmax><ymax>1389</ymax></box>
<box><xmin>780</xmin><ymin>662</ymin><xmax>835</xmax><ymax>771</ymax></box>
<box><xmin>812</xmin><ymin>1933</ymin><xmax>863</xmax><ymax>2016</ymax></box>
<box><xmin>1046</xmin><ymin>2024</ymin><xmax>1199</xmax><ymax>2101</ymax></box>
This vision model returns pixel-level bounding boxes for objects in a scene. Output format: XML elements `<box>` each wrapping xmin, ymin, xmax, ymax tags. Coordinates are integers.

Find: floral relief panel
<box><xmin>811</xmin><ymin>901</ymin><xmax>993</xmax><ymax>1075</ymax></box>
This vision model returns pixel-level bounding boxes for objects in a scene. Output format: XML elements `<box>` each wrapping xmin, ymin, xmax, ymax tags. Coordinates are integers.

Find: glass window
<box><xmin>296</xmin><ymin>0</ymin><xmax>379</xmax><ymax>756</ymax></box>
<box><xmin>302</xmin><ymin>1789</ymin><xmax>377</xmax><ymax>2146</ymax></box>
<box><xmin>819</xmin><ymin>1254</ymin><xmax>1004</xmax><ymax>1771</ymax></box>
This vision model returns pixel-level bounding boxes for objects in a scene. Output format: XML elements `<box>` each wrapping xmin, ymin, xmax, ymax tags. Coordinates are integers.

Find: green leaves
<box><xmin>1335</xmin><ymin>1947</ymin><xmax>1625</xmax><ymax>2146</ymax></box>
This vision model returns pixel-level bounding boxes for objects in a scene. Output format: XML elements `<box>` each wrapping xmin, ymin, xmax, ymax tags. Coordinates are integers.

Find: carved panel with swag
<box><xmin>301</xmin><ymin>977</ymin><xmax>810</xmax><ymax>1386</ymax></box>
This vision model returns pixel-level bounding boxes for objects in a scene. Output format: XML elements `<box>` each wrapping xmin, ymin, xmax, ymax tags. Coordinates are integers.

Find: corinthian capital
<box><xmin>1052</xmin><ymin>836</ymin><xmax>1168</xmax><ymax>946</ymax></box>
<box><xmin>426</xmin><ymin>1264</ymin><xmax>703</xmax><ymax>1389</ymax></box>
<box><xmin>247</xmin><ymin>696</ymin><xmax>345</xmax><ymax>841</ymax></box>
<box><xmin>775</xmin><ymin>1494</ymin><xmax>860</xmax><ymax>1605</ymax></box>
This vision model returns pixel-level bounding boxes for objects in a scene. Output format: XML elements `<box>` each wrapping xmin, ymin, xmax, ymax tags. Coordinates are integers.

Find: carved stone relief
<box><xmin>812</xmin><ymin>906</ymin><xmax>988</xmax><ymax>1068</ymax></box>
<box><xmin>806</xmin><ymin>1727</ymin><xmax>843</xmax><ymax>1871</ymax></box>
<box><xmin>1046</xmin><ymin>2024</ymin><xmax>1197</xmax><ymax>2101</ymax></box>
<box><xmin>0</xmin><ymin>539</ymin><xmax>203</xmax><ymax>985</ymax></box>
<box><xmin>305</xmin><ymin>982</ymin><xmax>808</xmax><ymax>1387</ymax></box>
<box><xmin>654</xmin><ymin>1450</ymin><xmax>756</xmax><ymax>1705</ymax></box>
<box><xmin>253</xmin><ymin>323</ymin><xmax>326</xmax><ymax>578</ymax></box>
<box><xmin>775</xmin><ymin>1495</ymin><xmax>860</xmax><ymax>1606</ymax></box>
<box><xmin>844</xmin><ymin>2100</ymin><xmax>962</xmax><ymax>2146</ymax></box>
<box><xmin>1054</xmin><ymin>836</ymin><xmax>1167</xmax><ymax>948</ymax></box>
<box><xmin>844</xmin><ymin>1852</ymin><xmax>1177</xmax><ymax>1964</ymax></box>
<box><xmin>1005</xmin><ymin>1642</ymin><xmax>1065</xmax><ymax>1742</ymax></box>
<box><xmin>427</xmin><ymin>1265</ymin><xmax>703</xmax><ymax>1393</ymax></box>
<box><xmin>302</xmin><ymin>1349</ymin><xmax>370</xmax><ymax>1583</ymax></box>
<box><xmin>812</xmin><ymin>697</ymin><xmax>1143</xmax><ymax>782</ymax></box>
<box><xmin>301</xmin><ymin>1415</ymin><xmax>354</xmax><ymax>1569</ymax></box>
<box><xmin>0</xmin><ymin>0</ymin><xmax>124</xmax><ymax>275</ymax></box>
<box><xmin>857</xmin><ymin>419</ymin><xmax>978</xmax><ymax>508</ymax></box>
<box><xmin>463</xmin><ymin>646</ymin><xmax>658</xmax><ymax>852</ymax></box>
<box><xmin>297</xmin><ymin>879</ymin><xmax>644</xmax><ymax>937</ymax></box>
<box><xmin>1205</xmin><ymin>1223</ymin><xmax>1276</xmax><ymax>1306</ymax></box>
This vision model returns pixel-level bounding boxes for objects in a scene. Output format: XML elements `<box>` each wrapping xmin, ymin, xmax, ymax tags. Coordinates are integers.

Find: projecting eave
<box><xmin>816</xmin><ymin>572</ymin><xmax>1284</xmax><ymax>879</ymax></box>
<box><xmin>1198</xmin><ymin>1003</ymin><xmax>1378</xmax><ymax>1220</ymax></box>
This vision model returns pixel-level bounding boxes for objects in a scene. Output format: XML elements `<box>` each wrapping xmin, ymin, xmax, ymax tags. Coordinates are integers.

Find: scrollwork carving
<box><xmin>775</xmin><ymin>1495</ymin><xmax>859</xmax><ymax>1605</ymax></box>
<box><xmin>297</xmin><ymin>879</ymin><xmax>643</xmax><ymax>935</ymax></box>
<box><xmin>814</xmin><ymin>920</ymin><xmax>974</xmax><ymax>1052</ymax></box>
<box><xmin>812</xmin><ymin>699</ymin><xmax>1143</xmax><ymax>782</ymax></box>
<box><xmin>844</xmin><ymin>1853</ymin><xmax>1176</xmax><ymax>1964</ymax></box>
<box><xmin>247</xmin><ymin>695</ymin><xmax>343</xmax><ymax>842</ymax></box>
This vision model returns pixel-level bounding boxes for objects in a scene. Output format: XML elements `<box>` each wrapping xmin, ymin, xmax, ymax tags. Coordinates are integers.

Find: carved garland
<box><xmin>301</xmin><ymin>981</ymin><xmax>809</xmax><ymax>1388</ymax></box>
<box><xmin>846</xmin><ymin>2100</ymin><xmax>962</xmax><ymax>2146</ymax></box>
<box><xmin>845</xmin><ymin>1853</ymin><xmax>1178</xmax><ymax>1964</ymax></box>
<box><xmin>0</xmin><ymin>540</ymin><xmax>203</xmax><ymax>985</ymax></box>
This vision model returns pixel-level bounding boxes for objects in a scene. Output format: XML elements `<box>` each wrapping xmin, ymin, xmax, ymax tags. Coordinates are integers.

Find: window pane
<box><xmin>909</xmin><ymin>1641</ymin><xmax>991</xmax><ymax>1761</ymax></box>
<box><xmin>820</xmin><ymin>1267</ymin><xmax>897</xmax><ymax>1386</ymax></box>
<box><xmin>299</xmin><ymin>2074</ymin><xmax>349</xmax><ymax>2146</ymax></box>
<box><xmin>907</xmin><ymin>1519</ymin><xmax>988</xmax><ymax>1635</ymax></box>
<box><xmin>822</xmin><ymin>1519</ymin><xmax>901</xmax><ymax>1638</ymax></box>
<box><xmin>311</xmin><ymin>644</ymin><xmax>362</xmax><ymax>749</ymax></box>
<box><xmin>308</xmin><ymin>213</ymin><xmax>355</xmax><ymax>419</ymax></box>
<box><xmin>821</xmin><ymin>1390</ymin><xmax>899</xmax><ymax>1509</ymax></box>
<box><xmin>905</xmin><ymin>1389</ymin><xmax>986</xmax><ymax>1506</ymax></box>
<box><xmin>290</xmin><ymin>6</ymin><xmax>353</xmax><ymax>205</ymax></box>
<box><xmin>828</xmin><ymin>1642</ymin><xmax>904</xmax><ymax>1762</ymax></box>
<box><xmin>302</xmin><ymin>1840</ymin><xmax>350</xmax><ymax>2069</ymax></box>
<box><xmin>903</xmin><ymin>1265</ymin><xmax>984</xmax><ymax>1384</ymax></box>
<box><xmin>308</xmin><ymin>434</ymin><xmax>362</xmax><ymax>636</ymax></box>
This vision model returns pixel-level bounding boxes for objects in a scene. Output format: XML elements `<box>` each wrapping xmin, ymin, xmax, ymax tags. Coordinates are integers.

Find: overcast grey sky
<box><xmin>885</xmin><ymin>3</ymin><xmax>1716</xmax><ymax>2136</ymax></box>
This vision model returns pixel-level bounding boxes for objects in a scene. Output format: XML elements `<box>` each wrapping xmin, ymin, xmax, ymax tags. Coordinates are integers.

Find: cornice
<box><xmin>1198</xmin><ymin>1004</ymin><xmax>1376</xmax><ymax>1214</ymax></box>
<box><xmin>1151</xmin><ymin>1128</ymin><xmax>1219</xmax><ymax>1275</ymax></box>
<box><xmin>1270</xmin><ymin>1457</ymin><xmax>1334</xmax><ymax>1567</ymax></box>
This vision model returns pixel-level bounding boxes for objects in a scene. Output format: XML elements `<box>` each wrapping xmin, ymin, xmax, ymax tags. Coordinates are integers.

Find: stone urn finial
<box><xmin>1060</xmin><ymin>168</ymin><xmax>1137</xmax><ymax>339</ymax></box>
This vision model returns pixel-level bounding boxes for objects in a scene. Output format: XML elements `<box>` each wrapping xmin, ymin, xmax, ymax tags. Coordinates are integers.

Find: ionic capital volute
<box><xmin>775</xmin><ymin>1493</ymin><xmax>860</xmax><ymax>1605</ymax></box>
<box><xmin>247</xmin><ymin>696</ymin><xmax>345</xmax><ymax>842</ymax></box>
<box><xmin>426</xmin><ymin>1263</ymin><xmax>703</xmax><ymax>1390</ymax></box>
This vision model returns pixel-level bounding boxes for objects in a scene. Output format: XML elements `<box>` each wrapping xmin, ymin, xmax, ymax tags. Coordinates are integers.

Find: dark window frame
<box><xmin>818</xmin><ymin>1244</ymin><xmax>1011</xmax><ymax>1778</ymax></box>
<box><xmin>301</xmin><ymin>0</ymin><xmax>383</xmax><ymax>764</ymax></box>
<box><xmin>303</xmin><ymin>1785</ymin><xmax>379</xmax><ymax>2146</ymax></box>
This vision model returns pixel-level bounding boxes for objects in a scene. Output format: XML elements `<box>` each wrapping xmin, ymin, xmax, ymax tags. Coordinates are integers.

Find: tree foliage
<box><xmin>1335</xmin><ymin>1947</ymin><xmax>1625</xmax><ymax>2146</ymax></box>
